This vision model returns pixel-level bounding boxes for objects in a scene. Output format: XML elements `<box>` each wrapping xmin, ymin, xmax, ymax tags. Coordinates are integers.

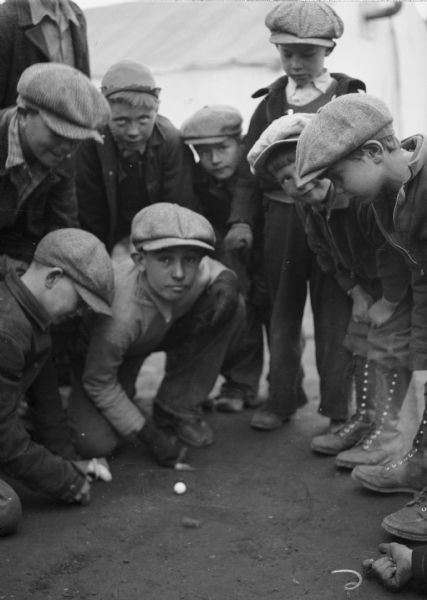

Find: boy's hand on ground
<box><xmin>363</xmin><ymin>543</ymin><xmax>412</xmax><ymax>591</ymax></box>
<box><xmin>349</xmin><ymin>285</ymin><xmax>373</xmax><ymax>323</ymax></box>
<box><xmin>367</xmin><ymin>297</ymin><xmax>399</xmax><ymax>327</ymax></box>
<box><xmin>223</xmin><ymin>223</ymin><xmax>253</xmax><ymax>251</ymax></box>
<box><xmin>74</xmin><ymin>458</ymin><xmax>112</xmax><ymax>482</ymax></box>
<box><xmin>138</xmin><ymin>418</ymin><xmax>186</xmax><ymax>467</ymax></box>
<box><xmin>208</xmin><ymin>271</ymin><xmax>239</xmax><ymax>327</ymax></box>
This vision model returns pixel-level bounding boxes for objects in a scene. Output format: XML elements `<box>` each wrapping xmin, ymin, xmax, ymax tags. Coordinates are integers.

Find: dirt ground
<box><xmin>0</xmin><ymin>332</ymin><xmax>426</xmax><ymax>600</ymax></box>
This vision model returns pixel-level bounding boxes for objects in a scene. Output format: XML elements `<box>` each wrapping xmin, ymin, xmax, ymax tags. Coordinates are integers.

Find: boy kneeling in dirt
<box><xmin>0</xmin><ymin>229</ymin><xmax>115</xmax><ymax>536</ymax></box>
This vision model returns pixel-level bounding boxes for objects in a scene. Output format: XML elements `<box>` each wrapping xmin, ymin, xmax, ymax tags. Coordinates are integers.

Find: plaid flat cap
<box><xmin>248</xmin><ymin>113</ymin><xmax>314</xmax><ymax>178</ymax></box>
<box><xmin>296</xmin><ymin>94</ymin><xmax>395</xmax><ymax>186</ymax></box>
<box><xmin>131</xmin><ymin>203</ymin><xmax>215</xmax><ymax>252</ymax></box>
<box><xmin>34</xmin><ymin>228</ymin><xmax>114</xmax><ymax>316</ymax></box>
<box><xmin>181</xmin><ymin>105</ymin><xmax>243</xmax><ymax>145</ymax></box>
<box><xmin>17</xmin><ymin>63</ymin><xmax>110</xmax><ymax>143</ymax></box>
<box><xmin>265</xmin><ymin>1</ymin><xmax>344</xmax><ymax>47</ymax></box>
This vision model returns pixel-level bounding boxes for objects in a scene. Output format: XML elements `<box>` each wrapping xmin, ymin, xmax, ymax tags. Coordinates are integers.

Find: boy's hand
<box><xmin>208</xmin><ymin>271</ymin><xmax>239</xmax><ymax>327</ymax></box>
<box><xmin>61</xmin><ymin>478</ymin><xmax>92</xmax><ymax>506</ymax></box>
<box><xmin>224</xmin><ymin>223</ymin><xmax>253</xmax><ymax>251</ymax></box>
<box><xmin>363</xmin><ymin>543</ymin><xmax>412</xmax><ymax>591</ymax></box>
<box><xmin>348</xmin><ymin>285</ymin><xmax>373</xmax><ymax>323</ymax></box>
<box><xmin>137</xmin><ymin>418</ymin><xmax>186</xmax><ymax>467</ymax></box>
<box><xmin>368</xmin><ymin>297</ymin><xmax>399</xmax><ymax>327</ymax></box>
<box><xmin>74</xmin><ymin>458</ymin><xmax>112</xmax><ymax>482</ymax></box>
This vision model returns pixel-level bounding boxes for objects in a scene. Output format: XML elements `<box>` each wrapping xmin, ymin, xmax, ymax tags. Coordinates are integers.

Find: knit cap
<box><xmin>34</xmin><ymin>228</ymin><xmax>114</xmax><ymax>316</ymax></box>
<box><xmin>181</xmin><ymin>105</ymin><xmax>243</xmax><ymax>145</ymax></box>
<box><xmin>296</xmin><ymin>94</ymin><xmax>395</xmax><ymax>186</ymax></box>
<box><xmin>265</xmin><ymin>1</ymin><xmax>344</xmax><ymax>47</ymax></box>
<box><xmin>131</xmin><ymin>203</ymin><xmax>215</xmax><ymax>252</ymax></box>
<box><xmin>248</xmin><ymin>113</ymin><xmax>314</xmax><ymax>178</ymax></box>
<box><xmin>17</xmin><ymin>63</ymin><xmax>110</xmax><ymax>144</ymax></box>
<box><xmin>101</xmin><ymin>60</ymin><xmax>161</xmax><ymax>99</ymax></box>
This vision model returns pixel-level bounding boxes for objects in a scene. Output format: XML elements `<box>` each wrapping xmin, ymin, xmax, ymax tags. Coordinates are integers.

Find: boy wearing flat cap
<box><xmin>224</xmin><ymin>1</ymin><xmax>366</xmax><ymax>431</ymax></box>
<box><xmin>250</xmin><ymin>113</ymin><xmax>412</xmax><ymax>463</ymax></box>
<box><xmin>0</xmin><ymin>62</ymin><xmax>110</xmax><ymax>275</ymax></box>
<box><xmin>181</xmin><ymin>105</ymin><xmax>264</xmax><ymax>412</ymax></box>
<box><xmin>0</xmin><ymin>228</ymin><xmax>115</xmax><ymax>535</ymax></box>
<box><xmin>69</xmin><ymin>203</ymin><xmax>249</xmax><ymax>451</ymax></box>
<box><xmin>76</xmin><ymin>60</ymin><xmax>199</xmax><ymax>254</ymax></box>
<box><xmin>296</xmin><ymin>92</ymin><xmax>427</xmax><ymax>541</ymax></box>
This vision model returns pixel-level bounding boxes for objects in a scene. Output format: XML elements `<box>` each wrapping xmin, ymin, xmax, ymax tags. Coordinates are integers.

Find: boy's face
<box><xmin>196</xmin><ymin>138</ymin><xmax>241</xmax><ymax>181</ymax></box>
<box><xmin>136</xmin><ymin>246</ymin><xmax>204</xmax><ymax>302</ymax></box>
<box><xmin>325</xmin><ymin>153</ymin><xmax>386</xmax><ymax>204</ymax></box>
<box><xmin>273</xmin><ymin>161</ymin><xmax>330</xmax><ymax>205</ymax></box>
<box><xmin>276</xmin><ymin>44</ymin><xmax>329</xmax><ymax>85</ymax></box>
<box><xmin>20</xmin><ymin>111</ymin><xmax>79</xmax><ymax>168</ymax></box>
<box><xmin>109</xmin><ymin>101</ymin><xmax>157</xmax><ymax>153</ymax></box>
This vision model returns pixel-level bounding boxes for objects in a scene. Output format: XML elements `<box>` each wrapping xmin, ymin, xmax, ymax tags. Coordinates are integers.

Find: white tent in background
<box><xmin>85</xmin><ymin>1</ymin><xmax>427</xmax><ymax>136</ymax></box>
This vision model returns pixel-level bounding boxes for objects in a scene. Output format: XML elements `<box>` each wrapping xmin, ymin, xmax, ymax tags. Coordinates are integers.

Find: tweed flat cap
<box><xmin>101</xmin><ymin>60</ymin><xmax>161</xmax><ymax>99</ymax></box>
<box><xmin>181</xmin><ymin>105</ymin><xmax>243</xmax><ymax>145</ymax></box>
<box><xmin>265</xmin><ymin>1</ymin><xmax>344</xmax><ymax>47</ymax></box>
<box><xmin>131</xmin><ymin>203</ymin><xmax>215</xmax><ymax>252</ymax></box>
<box><xmin>296</xmin><ymin>94</ymin><xmax>395</xmax><ymax>186</ymax></box>
<box><xmin>34</xmin><ymin>228</ymin><xmax>114</xmax><ymax>316</ymax></box>
<box><xmin>17</xmin><ymin>63</ymin><xmax>110</xmax><ymax>144</ymax></box>
<box><xmin>248</xmin><ymin>113</ymin><xmax>314</xmax><ymax>178</ymax></box>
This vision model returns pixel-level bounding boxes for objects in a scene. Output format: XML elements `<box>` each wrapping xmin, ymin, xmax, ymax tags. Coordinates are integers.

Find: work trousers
<box><xmin>262</xmin><ymin>200</ymin><xmax>353</xmax><ymax>420</ymax></box>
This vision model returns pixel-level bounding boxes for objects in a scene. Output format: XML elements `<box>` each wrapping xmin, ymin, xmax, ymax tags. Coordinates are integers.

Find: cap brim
<box><xmin>251</xmin><ymin>137</ymin><xmax>299</xmax><ymax>178</ymax></box>
<box><xmin>39</xmin><ymin>109</ymin><xmax>104</xmax><ymax>144</ymax></box>
<box><xmin>184</xmin><ymin>135</ymin><xmax>235</xmax><ymax>145</ymax></box>
<box><xmin>74</xmin><ymin>283</ymin><xmax>112</xmax><ymax>316</ymax></box>
<box><xmin>296</xmin><ymin>166</ymin><xmax>329</xmax><ymax>188</ymax></box>
<box><xmin>269</xmin><ymin>33</ymin><xmax>335</xmax><ymax>48</ymax></box>
<box><xmin>141</xmin><ymin>238</ymin><xmax>215</xmax><ymax>253</ymax></box>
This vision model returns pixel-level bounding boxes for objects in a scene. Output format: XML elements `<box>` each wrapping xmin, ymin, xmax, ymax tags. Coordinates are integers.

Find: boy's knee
<box><xmin>0</xmin><ymin>480</ymin><xmax>22</xmax><ymax>536</ymax></box>
<box><xmin>73</xmin><ymin>428</ymin><xmax>119</xmax><ymax>459</ymax></box>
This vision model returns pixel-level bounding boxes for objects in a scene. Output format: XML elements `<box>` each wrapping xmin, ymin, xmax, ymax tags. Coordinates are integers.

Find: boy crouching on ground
<box><xmin>0</xmin><ymin>229</ymin><xmax>115</xmax><ymax>535</ymax></box>
<box><xmin>69</xmin><ymin>203</ymin><xmax>253</xmax><ymax>455</ymax></box>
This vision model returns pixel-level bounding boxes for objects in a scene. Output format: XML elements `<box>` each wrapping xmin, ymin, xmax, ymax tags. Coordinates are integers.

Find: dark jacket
<box><xmin>0</xmin><ymin>271</ymin><xmax>84</xmax><ymax>499</ymax></box>
<box><xmin>0</xmin><ymin>108</ymin><xmax>78</xmax><ymax>262</ymax></box>
<box><xmin>413</xmin><ymin>545</ymin><xmax>427</xmax><ymax>589</ymax></box>
<box><xmin>298</xmin><ymin>191</ymin><xmax>410</xmax><ymax>303</ymax></box>
<box><xmin>228</xmin><ymin>73</ymin><xmax>366</xmax><ymax>227</ymax></box>
<box><xmin>369</xmin><ymin>135</ymin><xmax>427</xmax><ymax>369</ymax></box>
<box><xmin>0</xmin><ymin>0</ymin><xmax>90</xmax><ymax>109</ymax></box>
<box><xmin>76</xmin><ymin>116</ymin><xmax>199</xmax><ymax>252</ymax></box>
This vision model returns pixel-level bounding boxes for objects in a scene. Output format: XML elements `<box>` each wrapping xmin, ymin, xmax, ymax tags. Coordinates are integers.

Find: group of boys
<box><xmin>2</xmin><ymin>0</ymin><xmax>427</xmax><ymax>591</ymax></box>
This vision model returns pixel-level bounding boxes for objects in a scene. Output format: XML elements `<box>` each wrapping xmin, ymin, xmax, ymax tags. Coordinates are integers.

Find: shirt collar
<box><xmin>4</xmin><ymin>111</ymin><xmax>26</xmax><ymax>172</ymax></box>
<box><xmin>5</xmin><ymin>271</ymin><xmax>52</xmax><ymax>331</ymax></box>
<box><xmin>29</xmin><ymin>0</ymin><xmax>79</xmax><ymax>27</ymax></box>
<box><xmin>287</xmin><ymin>69</ymin><xmax>333</xmax><ymax>95</ymax></box>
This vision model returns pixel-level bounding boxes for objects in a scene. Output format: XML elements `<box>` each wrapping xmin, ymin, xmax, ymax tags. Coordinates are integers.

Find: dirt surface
<box><xmin>0</xmin><ymin>338</ymin><xmax>425</xmax><ymax>600</ymax></box>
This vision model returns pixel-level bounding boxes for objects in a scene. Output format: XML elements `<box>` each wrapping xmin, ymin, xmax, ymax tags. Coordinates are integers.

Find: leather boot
<box><xmin>311</xmin><ymin>356</ymin><xmax>375</xmax><ymax>455</ymax></box>
<box><xmin>352</xmin><ymin>389</ymin><xmax>427</xmax><ymax>494</ymax></box>
<box><xmin>382</xmin><ymin>487</ymin><xmax>427</xmax><ymax>541</ymax></box>
<box><xmin>336</xmin><ymin>366</ymin><xmax>411</xmax><ymax>469</ymax></box>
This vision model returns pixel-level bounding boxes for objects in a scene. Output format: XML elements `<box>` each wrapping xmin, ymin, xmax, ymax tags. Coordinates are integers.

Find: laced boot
<box><xmin>310</xmin><ymin>356</ymin><xmax>375</xmax><ymax>455</ymax></box>
<box><xmin>336</xmin><ymin>366</ymin><xmax>411</xmax><ymax>469</ymax></box>
<box><xmin>352</xmin><ymin>394</ymin><xmax>427</xmax><ymax>494</ymax></box>
<box><xmin>382</xmin><ymin>487</ymin><xmax>427</xmax><ymax>541</ymax></box>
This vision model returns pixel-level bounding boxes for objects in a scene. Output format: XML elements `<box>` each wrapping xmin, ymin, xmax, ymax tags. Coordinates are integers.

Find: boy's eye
<box><xmin>114</xmin><ymin>119</ymin><xmax>127</xmax><ymax>127</ymax></box>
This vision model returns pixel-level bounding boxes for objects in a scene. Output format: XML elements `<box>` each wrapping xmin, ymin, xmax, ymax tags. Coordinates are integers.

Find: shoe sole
<box><xmin>351</xmin><ymin>471</ymin><xmax>419</xmax><ymax>494</ymax></box>
<box><xmin>310</xmin><ymin>445</ymin><xmax>341</xmax><ymax>456</ymax></box>
<box><xmin>382</xmin><ymin>520</ymin><xmax>427</xmax><ymax>542</ymax></box>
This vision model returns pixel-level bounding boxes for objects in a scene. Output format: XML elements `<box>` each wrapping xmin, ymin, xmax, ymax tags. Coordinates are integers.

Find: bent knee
<box><xmin>0</xmin><ymin>480</ymin><xmax>22</xmax><ymax>536</ymax></box>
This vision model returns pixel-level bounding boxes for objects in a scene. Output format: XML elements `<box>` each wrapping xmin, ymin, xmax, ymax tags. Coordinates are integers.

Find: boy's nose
<box><xmin>172</xmin><ymin>260</ymin><xmax>185</xmax><ymax>279</ymax></box>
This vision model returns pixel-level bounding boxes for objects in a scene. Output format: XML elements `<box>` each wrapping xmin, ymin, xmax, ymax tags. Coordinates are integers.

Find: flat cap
<box><xmin>17</xmin><ymin>63</ymin><xmax>111</xmax><ymax>144</ymax></box>
<box><xmin>296</xmin><ymin>94</ymin><xmax>395</xmax><ymax>186</ymax></box>
<box><xmin>101</xmin><ymin>60</ymin><xmax>161</xmax><ymax>99</ymax></box>
<box><xmin>248</xmin><ymin>113</ymin><xmax>314</xmax><ymax>178</ymax></box>
<box><xmin>181</xmin><ymin>105</ymin><xmax>243</xmax><ymax>145</ymax></box>
<box><xmin>265</xmin><ymin>1</ymin><xmax>344</xmax><ymax>47</ymax></box>
<box><xmin>34</xmin><ymin>228</ymin><xmax>114</xmax><ymax>316</ymax></box>
<box><xmin>131</xmin><ymin>203</ymin><xmax>215</xmax><ymax>252</ymax></box>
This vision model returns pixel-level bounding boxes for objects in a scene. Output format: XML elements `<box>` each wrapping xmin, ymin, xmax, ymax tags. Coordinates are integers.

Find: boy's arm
<box><xmin>0</xmin><ymin>334</ymin><xmax>86</xmax><ymax>500</ymax></box>
<box><xmin>82</xmin><ymin>317</ymin><xmax>146</xmax><ymax>437</ymax></box>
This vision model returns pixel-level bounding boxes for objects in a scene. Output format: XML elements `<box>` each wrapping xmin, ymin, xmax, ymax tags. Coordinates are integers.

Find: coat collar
<box><xmin>5</xmin><ymin>270</ymin><xmax>51</xmax><ymax>331</ymax></box>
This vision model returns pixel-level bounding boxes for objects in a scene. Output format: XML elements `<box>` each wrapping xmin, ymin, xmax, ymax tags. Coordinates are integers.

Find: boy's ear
<box><xmin>361</xmin><ymin>140</ymin><xmax>384</xmax><ymax>162</ymax></box>
<box><xmin>131</xmin><ymin>251</ymin><xmax>146</xmax><ymax>272</ymax></box>
<box><xmin>45</xmin><ymin>267</ymin><xmax>64</xmax><ymax>289</ymax></box>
